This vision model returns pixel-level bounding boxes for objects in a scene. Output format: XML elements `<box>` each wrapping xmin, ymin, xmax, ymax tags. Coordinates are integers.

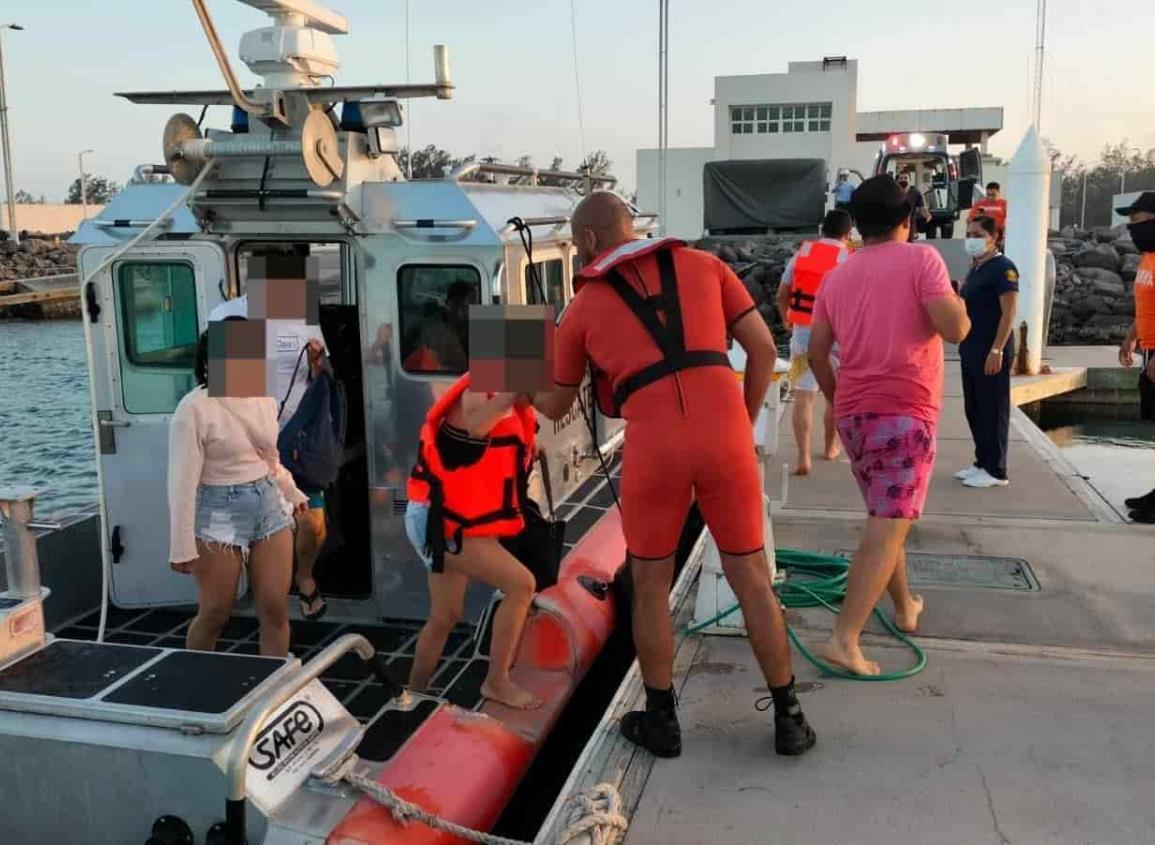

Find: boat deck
<box><xmin>542</xmin><ymin>353</ymin><xmax>1155</xmax><ymax>845</ymax></box>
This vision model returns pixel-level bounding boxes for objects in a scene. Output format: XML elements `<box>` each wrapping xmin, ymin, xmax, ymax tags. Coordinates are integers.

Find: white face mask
<box><xmin>964</xmin><ymin>237</ymin><xmax>990</xmax><ymax>258</ymax></box>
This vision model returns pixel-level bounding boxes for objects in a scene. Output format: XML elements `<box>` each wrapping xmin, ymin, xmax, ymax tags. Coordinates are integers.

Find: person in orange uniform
<box><xmin>1116</xmin><ymin>192</ymin><xmax>1155</xmax><ymax>522</ymax></box>
<box><xmin>533</xmin><ymin>192</ymin><xmax>816</xmax><ymax>758</ymax></box>
<box><xmin>405</xmin><ymin>377</ymin><xmax>542</xmax><ymax>709</ymax></box>
<box><xmin>776</xmin><ymin>209</ymin><xmax>853</xmax><ymax>475</ymax></box>
<box><xmin>969</xmin><ymin>182</ymin><xmax>1008</xmax><ymax>241</ymax></box>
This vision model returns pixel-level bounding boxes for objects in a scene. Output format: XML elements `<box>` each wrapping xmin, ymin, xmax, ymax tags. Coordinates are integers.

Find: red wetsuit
<box><xmin>555</xmin><ymin>239</ymin><xmax>764</xmax><ymax>560</ymax></box>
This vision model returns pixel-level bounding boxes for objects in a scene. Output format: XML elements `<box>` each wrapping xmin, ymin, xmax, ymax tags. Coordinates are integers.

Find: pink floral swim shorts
<box><xmin>837</xmin><ymin>414</ymin><xmax>936</xmax><ymax>520</ymax></box>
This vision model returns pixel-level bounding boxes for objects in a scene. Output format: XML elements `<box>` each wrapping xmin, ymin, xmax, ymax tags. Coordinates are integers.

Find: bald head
<box><xmin>572</xmin><ymin>191</ymin><xmax>635</xmax><ymax>266</ymax></box>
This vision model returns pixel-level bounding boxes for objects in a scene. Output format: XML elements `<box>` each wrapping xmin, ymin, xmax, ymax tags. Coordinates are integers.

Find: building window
<box><xmin>730</xmin><ymin>102</ymin><xmax>831</xmax><ymax>135</ymax></box>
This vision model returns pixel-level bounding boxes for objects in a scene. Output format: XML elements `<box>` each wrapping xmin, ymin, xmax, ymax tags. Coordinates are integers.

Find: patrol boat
<box><xmin>0</xmin><ymin>1</ymin><xmax>675</xmax><ymax>842</ymax></box>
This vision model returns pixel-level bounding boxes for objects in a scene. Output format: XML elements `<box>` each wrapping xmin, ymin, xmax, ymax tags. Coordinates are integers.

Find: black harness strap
<box><xmin>411</xmin><ymin>433</ymin><xmax>528</xmax><ymax>573</ymax></box>
<box><xmin>789</xmin><ymin>288</ymin><xmax>816</xmax><ymax>315</ymax></box>
<box><xmin>600</xmin><ymin>248</ymin><xmax>731</xmax><ymax>415</ymax></box>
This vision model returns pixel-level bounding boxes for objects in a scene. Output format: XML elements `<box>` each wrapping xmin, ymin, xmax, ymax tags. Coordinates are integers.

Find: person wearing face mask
<box><xmin>956</xmin><ymin>215</ymin><xmax>1019</xmax><ymax>488</ymax></box>
<box><xmin>897</xmin><ymin>172</ymin><xmax>930</xmax><ymax>242</ymax></box>
<box><xmin>1115</xmin><ymin>192</ymin><xmax>1155</xmax><ymax>522</ymax></box>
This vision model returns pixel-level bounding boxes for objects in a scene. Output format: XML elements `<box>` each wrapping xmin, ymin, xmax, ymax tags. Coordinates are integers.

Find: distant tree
<box><xmin>539</xmin><ymin>156</ymin><xmax>569</xmax><ymax>187</ymax></box>
<box><xmin>580</xmin><ymin>150</ymin><xmax>612</xmax><ymax>176</ymax></box>
<box><xmin>65</xmin><ymin>176</ymin><xmax>120</xmax><ymax>205</ymax></box>
<box><xmin>13</xmin><ymin>190</ymin><xmax>45</xmax><ymax>204</ymax></box>
<box><xmin>1051</xmin><ymin>142</ymin><xmax>1155</xmax><ymax>229</ymax></box>
<box><xmin>397</xmin><ymin>145</ymin><xmax>474</xmax><ymax>180</ymax></box>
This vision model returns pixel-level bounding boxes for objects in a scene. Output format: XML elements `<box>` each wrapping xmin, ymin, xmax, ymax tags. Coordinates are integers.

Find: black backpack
<box><xmin>277</xmin><ymin>350</ymin><xmax>347</xmax><ymax>490</ymax></box>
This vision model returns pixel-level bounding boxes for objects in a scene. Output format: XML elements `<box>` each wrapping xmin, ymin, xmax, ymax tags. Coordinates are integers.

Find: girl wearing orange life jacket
<box><xmin>404</xmin><ymin>374</ymin><xmax>542</xmax><ymax>710</ymax></box>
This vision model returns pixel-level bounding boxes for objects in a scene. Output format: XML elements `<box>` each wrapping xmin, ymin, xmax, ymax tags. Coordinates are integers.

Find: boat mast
<box><xmin>657</xmin><ymin>0</ymin><xmax>669</xmax><ymax>234</ymax></box>
<box><xmin>1032</xmin><ymin>0</ymin><xmax>1047</xmax><ymax>130</ymax></box>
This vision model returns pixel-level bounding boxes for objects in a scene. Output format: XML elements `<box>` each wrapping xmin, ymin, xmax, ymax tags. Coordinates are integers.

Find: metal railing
<box><xmin>449</xmin><ymin>160</ymin><xmax>618</xmax><ymax>188</ymax></box>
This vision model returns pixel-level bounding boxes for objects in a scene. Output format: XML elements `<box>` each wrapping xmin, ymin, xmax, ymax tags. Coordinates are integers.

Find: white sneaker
<box><xmin>962</xmin><ymin>469</ymin><xmax>1009</xmax><ymax>488</ymax></box>
<box><xmin>954</xmin><ymin>466</ymin><xmax>980</xmax><ymax>481</ymax></box>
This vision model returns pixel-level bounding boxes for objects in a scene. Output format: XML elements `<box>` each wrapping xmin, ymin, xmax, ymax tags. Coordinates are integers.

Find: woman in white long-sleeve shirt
<box><xmin>168</xmin><ymin>328</ymin><xmax>308</xmax><ymax>656</ymax></box>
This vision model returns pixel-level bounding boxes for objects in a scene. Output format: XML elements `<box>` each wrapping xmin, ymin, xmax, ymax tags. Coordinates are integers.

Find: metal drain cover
<box><xmin>836</xmin><ymin>551</ymin><xmax>1040</xmax><ymax>591</ymax></box>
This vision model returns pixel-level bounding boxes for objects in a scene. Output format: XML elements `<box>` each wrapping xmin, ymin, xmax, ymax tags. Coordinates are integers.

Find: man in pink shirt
<box><xmin>808</xmin><ymin>176</ymin><xmax>970</xmax><ymax>676</ymax></box>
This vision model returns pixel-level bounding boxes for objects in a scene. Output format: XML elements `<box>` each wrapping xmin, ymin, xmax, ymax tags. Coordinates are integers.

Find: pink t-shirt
<box><xmin>812</xmin><ymin>241</ymin><xmax>954</xmax><ymax>423</ymax></box>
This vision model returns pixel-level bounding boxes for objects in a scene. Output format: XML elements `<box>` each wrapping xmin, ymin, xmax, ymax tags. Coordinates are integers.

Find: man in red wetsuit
<box><xmin>534</xmin><ymin>192</ymin><xmax>816</xmax><ymax>758</ymax></box>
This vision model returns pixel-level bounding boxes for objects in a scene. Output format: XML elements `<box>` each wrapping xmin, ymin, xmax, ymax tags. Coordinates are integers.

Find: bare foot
<box><xmin>894</xmin><ymin>594</ymin><xmax>924</xmax><ymax>634</ymax></box>
<box><xmin>481</xmin><ymin>678</ymin><xmax>543</xmax><ymax>710</ymax></box>
<box><xmin>794</xmin><ymin>458</ymin><xmax>812</xmax><ymax>477</ymax></box>
<box><xmin>824</xmin><ymin>444</ymin><xmax>842</xmax><ymax>461</ymax></box>
<box><xmin>820</xmin><ymin>637</ymin><xmax>881</xmax><ymax>676</ymax></box>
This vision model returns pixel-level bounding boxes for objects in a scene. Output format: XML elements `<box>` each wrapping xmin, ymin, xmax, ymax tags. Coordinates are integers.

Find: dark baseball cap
<box><xmin>1115</xmin><ymin>191</ymin><xmax>1155</xmax><ymax>217</ymax></box>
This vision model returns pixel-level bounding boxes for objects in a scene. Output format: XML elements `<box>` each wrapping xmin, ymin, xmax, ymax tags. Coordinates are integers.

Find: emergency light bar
<box><xmin>885</xmin><ymin>132</ymin><xmax>949</xmax><ymax>154</ymax></box>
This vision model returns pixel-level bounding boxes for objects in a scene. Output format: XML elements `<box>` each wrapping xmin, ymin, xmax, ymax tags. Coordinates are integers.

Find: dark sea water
<box><xmin>0</xmin><ymin>320</ymin><xmax>98</xmax><ymax>518</ymax></box>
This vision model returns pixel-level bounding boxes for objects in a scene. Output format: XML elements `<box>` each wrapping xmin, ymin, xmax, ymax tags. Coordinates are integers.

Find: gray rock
<box><xmin>1085</xmin><ymin>313</ymin><xmax>1134</xmax><ymax>329</ymax></box>
<box><xmin>1071</xmin><ymin>296</ymin><xmax>1106</xmax><ymax>319</ymax></box>
<box><xmin>1111</xmin><ymin>297</ymin><xmax>1136</xmax><ymax>316</ymax></box>
<box><xmin>21</xmin><ymin>239</ymin><xmax>51</xmax><ymax>256</ymax></box>
<box><xmin>1115</xmin><ymin>236</ymin><xmax>1139</xmax><ymax>256</ymax></box>
<box><xmin>1071</xmin><ymin>243</ymin><xmax>1121</xmax><ymax>272</ymax></box>
<box><xmin>717</xmin><ymin>245</ymin><xmax>738</xmax><ymax>264</ymax></box>
<box><xmin>1091</xmin><ymin>225</ymin><xmax>1126</xmax><ymax>244</ymax></box>
<box><xmin>1121</xmin><ymin>253</ymin><xmax>1142</xmax><ymax>282</ymax></box>
<box><xmin>1075</xmin><ymin>266</ymin><xmax>1125</xmax><ymax>289</ymax></box>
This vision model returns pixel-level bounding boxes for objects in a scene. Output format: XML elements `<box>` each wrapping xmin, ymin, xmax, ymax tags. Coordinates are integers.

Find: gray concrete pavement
<box><xmin>621</xmin><ymin>355</ymin><xmax>1155</xmax><ymax>845</ymax></box>
<box><xmin>627</xmin><ymin>638</ymin><xmax>1155</xmax><ymax>845</ymax></box>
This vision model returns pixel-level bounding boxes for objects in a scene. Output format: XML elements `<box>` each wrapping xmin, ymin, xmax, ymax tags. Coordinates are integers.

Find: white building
<box><xmin>638</xmin><ymin>57</ymin><xmax>1005</xmax><ymax>240</ymax></box>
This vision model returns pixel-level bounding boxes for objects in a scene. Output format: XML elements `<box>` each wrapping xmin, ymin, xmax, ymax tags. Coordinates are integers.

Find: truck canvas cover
<box><xmin>703</xmin><ymin>159</ymin><xmax>827</xmax><ymax>234</ymax></box>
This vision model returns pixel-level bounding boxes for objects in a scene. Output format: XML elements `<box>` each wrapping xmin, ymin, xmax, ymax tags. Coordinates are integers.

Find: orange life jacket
<box><xmin>788</xmin><ymin>240</ymin><xmax>844</xmax><ymax>327</ymax></box>
<box><xmin>407</xmin><ymin>375</ymin><xmax>537</xmax><ymax>571</ymax></box>
<box><xmin>1136</xmin><ymin>253</ymin><xmax>1155</xmax><ymax>350</ymax></box>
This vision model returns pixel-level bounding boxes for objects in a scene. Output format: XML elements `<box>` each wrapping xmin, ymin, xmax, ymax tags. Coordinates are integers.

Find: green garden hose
<box><xmin>687</xmin><ymin>547</ymin><xmax>927</xmax><ymax>682</ymax></box>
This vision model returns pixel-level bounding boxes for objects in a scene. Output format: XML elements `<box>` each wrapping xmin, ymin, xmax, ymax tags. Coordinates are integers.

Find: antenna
<box><xmin>1032</xmin><ymin>0</ymin><xmax>1047</xmax><ymax>129</ymax></box>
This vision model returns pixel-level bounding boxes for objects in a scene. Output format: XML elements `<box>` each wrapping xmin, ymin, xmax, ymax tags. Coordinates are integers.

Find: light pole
<box><xmin>78</xmin><ymin>149</ymin><xmax>93</xmax><ymax>219</ymax></box>
<box><xmin>0</xmin><ymin>23</ymin><xmax>24</xmax><ymax>236</ymax></box>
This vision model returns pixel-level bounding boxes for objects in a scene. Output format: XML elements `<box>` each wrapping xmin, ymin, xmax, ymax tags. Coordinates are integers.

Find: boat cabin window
<box><xmin>525</xmin><ymin>258</ymin><xmax>566</xmax><ymax>306</ymax></box>
<box><xmin>398</xmin><ymin>264</ymin><xmax>482</xmax><ymax>374</ymax></box>
<box><xmin>235</xmin><ymin>242</ymin><xmax>351</xmax><ymax>305</ymax></box>
<box><xmin>115</xmin><ymin>261</ymin><xmax>199</xmax><ymax>413</ymax></box>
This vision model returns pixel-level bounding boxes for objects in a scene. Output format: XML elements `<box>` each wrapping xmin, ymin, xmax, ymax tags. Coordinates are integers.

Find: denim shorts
<box><xmin>194</xmin><ymin>476</ymin><xmax>294</xmax><ymax>555</ymax></box>
<box><xmin>404</xmin><ymin>500</ymin><xmax>460</xmax><ymax>572</ymax></box>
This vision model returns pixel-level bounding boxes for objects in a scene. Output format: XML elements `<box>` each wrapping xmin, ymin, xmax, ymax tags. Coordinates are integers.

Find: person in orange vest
<box><xmin>968</xmin><ymin>182</ymin><xmax>1008</xmax><ymax>241</ymax></box>
<box><xmin>405</xmin><ymin>378</ymin><xmax>542</xmax><ymax>709</ymax></box>
<box><xmin>776</xmin><ymin>209</ymin><xmax>853</xmax><ymax>475</ymax></box>
<box><xmin>534</xmin><ymin>192</ymin><xmax>816</xmax><ymax>758</ymax></box>
<box><xmin>1116</xmin><ymin>192</ymin><xmax>1155</xmax><ymax>522</ymax></box>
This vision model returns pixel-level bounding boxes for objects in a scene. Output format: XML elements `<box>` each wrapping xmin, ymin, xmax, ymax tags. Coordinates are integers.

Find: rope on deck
<box><xmin>557</xmin><ymin>783</ymin><xmax>629</xmax><ymax>845</ymax></box>
<box><xmin>343</xmin><ymin>770</ymin><xmax>628</xmax><ymax>845</ymax></box>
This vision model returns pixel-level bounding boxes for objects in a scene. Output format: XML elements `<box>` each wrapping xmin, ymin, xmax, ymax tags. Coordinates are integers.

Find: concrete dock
<box><xmin>543</xmin><ymin>354</ymin><xmax>1155</xmax><ymax>845</ymax></box>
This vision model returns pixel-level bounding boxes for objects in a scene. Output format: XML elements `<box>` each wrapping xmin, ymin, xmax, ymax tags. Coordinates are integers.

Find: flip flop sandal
<box><xmin>299</xmin><ymin>589</ymin><xmax>328</xmax><ymax>621</ymax></box>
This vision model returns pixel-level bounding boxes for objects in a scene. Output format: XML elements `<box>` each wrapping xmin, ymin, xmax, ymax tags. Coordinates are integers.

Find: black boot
<box><xmin>620</xmin><ymin>685</ymin><xmax>681</xmax><ymax>758</ymax></box>
<box><xmin>1130</xmin><ymin>507</ymin><xmax>1155</xmax><ymax>525</ymax></box>
<box><xmin>758</xmin><ymin>677</ymin><xmax>818</xmax><ymax>757</ymax></box>
<box><xmin>1124</xmin><ymin>488</ymin><xmax>1155</xmax><ymax>510</ymax></box>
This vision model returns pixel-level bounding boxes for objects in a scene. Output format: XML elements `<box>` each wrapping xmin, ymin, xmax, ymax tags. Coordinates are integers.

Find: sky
<box><xmin>2</xmin><ymin>0</ymin><xmax>1153</xmax><ymax>202</ymax></box>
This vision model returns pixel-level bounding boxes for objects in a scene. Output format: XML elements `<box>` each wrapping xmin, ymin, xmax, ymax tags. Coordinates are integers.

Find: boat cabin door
<box><xmin>81</xmin><ymin>242</ymin><xmax>227</xmax><ymax>607</ymax></box>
